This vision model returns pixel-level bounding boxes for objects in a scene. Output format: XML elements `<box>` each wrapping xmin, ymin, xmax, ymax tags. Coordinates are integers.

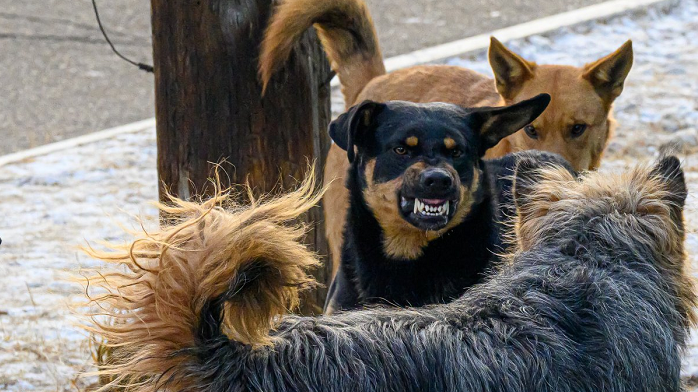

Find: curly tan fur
<box><xmin>79</xmin><ymin>171</ymin><xmax>324</xmax><ymax>391</ymax></box>
<box><xmin>259</xmin><ymin>0</ymin><xmax>385</xmax><ymax>104</ymax></box>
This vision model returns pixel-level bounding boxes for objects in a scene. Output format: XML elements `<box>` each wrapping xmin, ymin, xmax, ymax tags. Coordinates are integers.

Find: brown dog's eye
<box><xmin>394</xmin><ymin>146</ymin><xmax>407</xmax><ymax>155</ymax></box>
<box><xmin>451</xmin><ymin>148</ymin><xmax>462</xmax><ymax>158</ymax></box>
<box><xmin>524</xmin><ymin>125</ymin><xmax>538</xmax><ymax>139</ymax></box>
<box><xmin>571</xmin><ymin>124</ymin><xmax>587</xmax><ymax>137</ymax></box>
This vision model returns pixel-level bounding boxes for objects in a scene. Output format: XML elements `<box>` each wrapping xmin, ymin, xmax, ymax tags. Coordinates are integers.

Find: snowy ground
<box><xmin>0</xmin><ymin>132</ymin><xmax>159</xmax><ymax>390</ymax></box>
<box><xmin>1</xmin><ymin>1</ymin><xmax>697</xmax><ymax>390</ymax></box>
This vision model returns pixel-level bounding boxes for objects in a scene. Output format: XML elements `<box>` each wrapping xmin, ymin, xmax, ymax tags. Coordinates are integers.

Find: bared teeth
<box><xmin>412</xmin><ymin>199</ymin><xmax>450</xmax><ymax>216</ymax></box>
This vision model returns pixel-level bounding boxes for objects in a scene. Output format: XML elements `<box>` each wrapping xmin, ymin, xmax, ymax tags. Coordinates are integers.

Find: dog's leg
<box><xmin>324</xmin><ymin>265</ymin><xmax>360</xmax><ymax>314</ymax></box>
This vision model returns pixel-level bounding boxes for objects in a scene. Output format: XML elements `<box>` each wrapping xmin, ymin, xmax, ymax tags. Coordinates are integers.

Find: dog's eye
<box><xmin>571</xmin><ymin>124</ymin><xmax>587</xmax><ymax>137</ymax></box>
<box><xmin>524</xmin><ymin>125</ymin><xmax>538</xmax><ymax>139</ymax></box>
<box><xmin>394</xmin><ymin>146</ymin><xmax>407</xmax><ymax>155</ymax></box>
<box><xmin>451</xmin><ymin>148</ymin><xmax>463</xmax><ymax>158</ymax></box>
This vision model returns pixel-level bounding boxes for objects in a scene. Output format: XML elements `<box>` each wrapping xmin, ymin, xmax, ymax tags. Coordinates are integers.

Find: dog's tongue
<box><xmin>421</xmin><ymin>198</ymin><xmax>447</xmax><ymax>205</ymax></box>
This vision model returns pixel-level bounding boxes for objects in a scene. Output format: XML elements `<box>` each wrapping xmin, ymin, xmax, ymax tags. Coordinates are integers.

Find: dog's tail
<box><xmin>81</xmin><ymin>171</ymin><xmax>323</xmax><ymax>391</ymax></box>
<box><xmin>259</xmin><ymin>0</ymin><xmax>386</xmax><ymax>106</ymax></box>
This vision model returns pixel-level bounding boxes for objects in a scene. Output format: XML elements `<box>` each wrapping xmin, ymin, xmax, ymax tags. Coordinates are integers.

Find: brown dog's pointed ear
<box><xmin>583</xmin><ymin>40</ymin><xmax>633</xmax><ymax>104</ymax></box>
<box><xmin>469</xmin><ymin>93</ymin><xmax>551</xmax><ymax>156</ymax></box>
<box><xmin>488</xmin><ymin>37</ymin><xmax>535</xmax><ymax>100</ymax></box>
<box><xmin>329</xmin><ymin>101</ymin><xmax>385</xmax><ymax>163</ymax></box>
<box><xmin>650</xmin><ymin>155</ymin><xmax>687</xmax><ymax>207</ymax></box>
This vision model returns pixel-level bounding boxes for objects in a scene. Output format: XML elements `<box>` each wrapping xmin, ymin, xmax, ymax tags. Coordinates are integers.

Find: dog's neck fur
<box><xmin>338</xmin><ymin>158</ymin><xmax>498</xmax><ymax>309</ymax></box>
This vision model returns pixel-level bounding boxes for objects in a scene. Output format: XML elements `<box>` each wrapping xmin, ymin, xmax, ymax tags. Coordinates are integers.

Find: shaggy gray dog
<box><xmin>84</xmin><ymin>156</ymin><xmax>695</xmax><ymax>392</ymax></box>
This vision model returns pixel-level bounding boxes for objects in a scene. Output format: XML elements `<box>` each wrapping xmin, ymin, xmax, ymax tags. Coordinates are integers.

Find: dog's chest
<box><xmin>354</xmin><ymin>206</ymin><xmax>497</xmax><ymax>307</ymax></box>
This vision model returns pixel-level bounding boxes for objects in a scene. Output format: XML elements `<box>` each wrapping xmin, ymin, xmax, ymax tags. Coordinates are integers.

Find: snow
<box><xmin>1</xmin><ymin>0</ymin><xmax>697</xmax><ymax>390</ymax></box>
<box><xmin>0</xmin><ymin>131</ymin><xmax>158</xmax><ymax>390</ymax></box>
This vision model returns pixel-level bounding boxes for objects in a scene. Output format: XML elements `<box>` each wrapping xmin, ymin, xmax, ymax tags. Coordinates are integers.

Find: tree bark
<box><xmin>151</xmin><ymin>0</ymin><xmax>332</xmax><ymax>313</ymax></box>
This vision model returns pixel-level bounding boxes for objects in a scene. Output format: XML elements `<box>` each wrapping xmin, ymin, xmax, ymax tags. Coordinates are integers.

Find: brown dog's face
<box><xmin>330</xmin><ymin>97</ymin><xmax>550</xmax><ymax>259</ymax></box>
<box><xmin>489</xmin><ymin>38</ymin><xmax>633</xmax><ymax>171</ymax></box>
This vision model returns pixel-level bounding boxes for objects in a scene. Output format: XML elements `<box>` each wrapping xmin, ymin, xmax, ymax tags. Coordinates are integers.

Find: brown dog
<box><xmin>259</xmin><ymin>0</ymin><xmax>634</xmax><ymax>273</ymax></box>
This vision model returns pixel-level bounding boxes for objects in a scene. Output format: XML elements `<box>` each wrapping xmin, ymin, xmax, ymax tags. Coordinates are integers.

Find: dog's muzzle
<box><xmin>398</xmin><ymin>168</ymin><xmax>460</xmax><ymax>231</ymax></box>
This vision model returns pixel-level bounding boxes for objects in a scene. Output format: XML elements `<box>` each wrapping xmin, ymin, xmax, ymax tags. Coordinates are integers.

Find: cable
<box><xmin>91</xmin><ymin>0</ymin><xmax>153</xmax><ymax>73</ymax></box>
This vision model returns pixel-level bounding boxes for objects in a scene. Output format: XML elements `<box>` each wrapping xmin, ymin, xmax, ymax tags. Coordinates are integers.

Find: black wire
<box><xmin>91</xmin><ymin>0</ymin><xmax>154</xmax><ymax>73</ymax></box>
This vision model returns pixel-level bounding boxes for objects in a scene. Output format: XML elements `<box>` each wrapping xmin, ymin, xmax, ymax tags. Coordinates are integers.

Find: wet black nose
<box><xmin>420</xmin><ymin>169</ymin><xmax>453</xmax><ymax>192</ymax></box>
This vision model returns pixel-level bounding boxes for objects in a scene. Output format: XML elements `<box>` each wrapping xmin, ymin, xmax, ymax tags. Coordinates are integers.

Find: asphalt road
<box><xmin>0</xmin><ymin>0</ymin><xmax>606</xmax><ymax>155</ymax></box>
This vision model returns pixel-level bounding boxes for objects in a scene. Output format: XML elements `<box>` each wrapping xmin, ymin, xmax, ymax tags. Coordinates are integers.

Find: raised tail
<box><xmin>81</xmin><ymin>171</ymin><xmax>323</xmax><ymax>391</ymax></box>
<box><xmin>259</xmin><ymin>0</ymin><xmax>386</xmax><ymax>107</ymax></box>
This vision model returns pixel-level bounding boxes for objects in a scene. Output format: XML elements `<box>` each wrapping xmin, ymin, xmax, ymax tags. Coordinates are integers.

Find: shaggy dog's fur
<box><xmin>83</xmin><ymin>157</ymin><xmax>695</xmax><ymax>392</ymax></box>
<box><xmin>258</xmin><ymin>0</ymin><xmax>634</xmax><ymax>273</ymax></box>
<box><xmin>324</xmin><ymin>98</ymin><xmax>563</xmax><ymax>313</ymax></box>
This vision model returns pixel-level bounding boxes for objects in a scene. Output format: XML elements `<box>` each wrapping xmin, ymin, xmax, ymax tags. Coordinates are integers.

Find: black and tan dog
<box><xmin>84</xmin><ymin>156</ymin><xmax>695</xmax><ymax>392</ymax></box>
<box><xmin>260</xmin><ymin>0</ymin><xmax>634</xmax><ymax>274</ymax></box>
<box><xmin>324</xmin><ymin>94</ymin><xmax>556</xmax><ymax>313</ymax></box>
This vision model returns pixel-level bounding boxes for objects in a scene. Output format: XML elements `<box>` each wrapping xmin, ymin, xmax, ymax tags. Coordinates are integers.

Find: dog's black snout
<box><xmin>420</xmin><ymin>169</ymin><xmax>453</xmax><ymax>192</ymax></box>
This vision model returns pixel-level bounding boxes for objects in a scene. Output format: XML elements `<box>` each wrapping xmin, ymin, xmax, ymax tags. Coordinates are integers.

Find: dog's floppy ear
<box><xmin>469</xmin><ymin>93</ymin><xmax>551</xmax><ymax>156</ymax></box>
<box><xmin>650</xmin><ymin>155</ymin><xmax>687</xmax><ymax>207</ymax></box>
<box><xmin>583</xmin><ymin>40</ymin><xmax>633</xmax><ymax>104</ymax></box>
<box><xmin>329</xmin><ymin>100</ymin><xmax>385</xmax><ymax>163</ymax></box>
<box><xmin>488</xmin><ymin>37</ymin><xmax>535</xmax><ymax>100</ymax></box>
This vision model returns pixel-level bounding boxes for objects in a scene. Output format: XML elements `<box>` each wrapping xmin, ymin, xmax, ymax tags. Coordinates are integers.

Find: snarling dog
<box><xmin>258</xmin><ymin>0</ymin><xmax>634</xmax><ymax>273</ymax></box>
<box><xmin>83</xmin><ymin>156</ymin><xmax>695</xmax><ymax>392</ymax></box>
<box><xmin>324</xmin><ymin>95</ymin><xmax>554</xmax><ymax>312</ymax></box>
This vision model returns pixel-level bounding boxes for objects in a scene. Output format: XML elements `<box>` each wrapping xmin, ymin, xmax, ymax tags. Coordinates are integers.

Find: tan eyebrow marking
<box><xmin>444</xmin><ymin>137</ymin><xmax>456</xmax><ymax>149</ymax></box>
<box><xmin>406</xmin><ymin>136</ymin><xmax>419</xmax><ymax>147</ymax></box>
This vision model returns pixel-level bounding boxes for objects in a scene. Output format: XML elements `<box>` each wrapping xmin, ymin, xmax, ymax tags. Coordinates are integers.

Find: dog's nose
<box><xmin>420</xmin><ymin>169</ymin><xmax>453</xmax><ymax>192</ymax></box>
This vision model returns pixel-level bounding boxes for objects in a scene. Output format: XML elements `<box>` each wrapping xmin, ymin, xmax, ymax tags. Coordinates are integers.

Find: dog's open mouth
<box><xmin>411</xmin><ymin>198</ymin><xmax>450</xmax><ymax>216</ymax></box>
<box><xmin>399</xmin><ymin>195</ymin><xmax>459</xmax><ymax>231</ymax></box>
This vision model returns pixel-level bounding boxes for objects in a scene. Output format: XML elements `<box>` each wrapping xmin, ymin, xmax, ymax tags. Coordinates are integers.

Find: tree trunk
<box><xmin>151</xmin><ymin>0</ymin><xmax>332</xmax><ymax>313</ymax></box>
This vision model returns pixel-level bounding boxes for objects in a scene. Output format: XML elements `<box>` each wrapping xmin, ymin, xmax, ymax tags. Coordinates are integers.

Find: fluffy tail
<box><xmin>80</xmin><ymin>171</ymin><xmax>323</xmax><ymax>391</ymax></box>
<box><xmin>259</xmin><ymin>0</ymin><xmax>386</xmax><ymax>106</ymax></box>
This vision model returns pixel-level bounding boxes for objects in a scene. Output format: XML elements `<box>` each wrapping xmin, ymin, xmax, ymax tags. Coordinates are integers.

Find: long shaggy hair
<box><xmin>80</xmin><ymin>172</ymin><xmax>323</xmax><ymax>389</ymax></box>
<box><xmin>82</xmin><ymin>157</ymin><xmax>695</xmax><ymax>392</ymax></box>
